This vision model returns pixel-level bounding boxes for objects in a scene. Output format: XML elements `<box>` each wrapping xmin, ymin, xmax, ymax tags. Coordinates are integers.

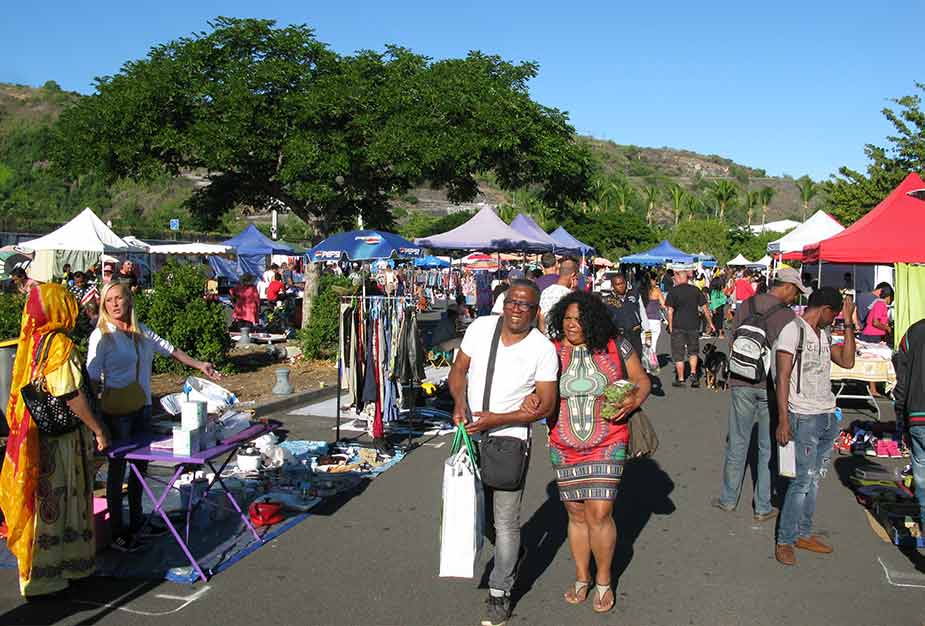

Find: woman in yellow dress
<box><xmin>0</xmin><ymin>283</ymin><xmax>110</xmax><ymax>598</ymax></box>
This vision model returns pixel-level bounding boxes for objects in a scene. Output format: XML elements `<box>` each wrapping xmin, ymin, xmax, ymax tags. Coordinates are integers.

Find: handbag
<box><xmin>478</xmin><ymin>317</ymin><xmax>530</xmax><ymax>491</ymax></box>
<box><xmin>100</xmin><ymin>333</ymin><xmax>147</xmax><ymax>416</ymax></box>
<box><xmin>609</xmin><ymin>337</ymin><xmax>658</xmax><ymax>457</ymax></box>
<box><xmin>627</xmin><ymin>409</ymin><xmax>659</xmax><ymax>457</ymax></box>
<box><xmin>20</xmin><ymin>332</ymin><xmax>81</xmax><ymax>436</ymax></box>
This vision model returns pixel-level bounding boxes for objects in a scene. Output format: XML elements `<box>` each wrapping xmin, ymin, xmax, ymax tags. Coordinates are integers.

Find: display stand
<box><xmin>336</xmin><ymin>294</ymin><xmax>420</xmax><ymax>451</ymax></box>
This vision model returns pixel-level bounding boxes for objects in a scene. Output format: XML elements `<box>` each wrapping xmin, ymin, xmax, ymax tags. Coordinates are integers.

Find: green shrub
<box><xmin>299</xmin><ymin>274</ymin><xmax>350</xmax><ymax>360</ymax></box>
<box><xmin>135</xmin><ymin>261</ymin><xmax>232</xmax><ymax>374</ymax></box>
<box><xmin>0</xmin><ymin>292</ymin><xmax>25</xmax><ymax>341</ymax></box>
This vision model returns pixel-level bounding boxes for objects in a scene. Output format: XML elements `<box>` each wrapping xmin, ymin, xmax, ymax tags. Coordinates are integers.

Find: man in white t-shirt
<box><xmin>538</xmin><ymin>258</ymin><xmax>578</xmax><ymax>333</ymax></box>
<box><xmin>449</xmin><ymin>279</ymin><xmax>558</xmax><ymax>626</ymax></box>
<box><xmin>773</xmin><ymin>286</ymin><xmax>855</xmax><ymax>566</ymax></box>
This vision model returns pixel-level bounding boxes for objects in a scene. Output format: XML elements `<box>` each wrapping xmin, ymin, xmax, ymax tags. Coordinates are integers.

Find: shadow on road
<box><xmin>613</xmin><ymin>457</ymin><xmax>676</xmax><ymax>587</ymax></box>
<box><xmin>0</xmin><ymin>577</ymin><xmax>162</xmax><ymax>625</ymax></box>
<box><xmin>510</xmin><ymin>481</ymin><xmax>568</xmax><ymax>604</ymax></box>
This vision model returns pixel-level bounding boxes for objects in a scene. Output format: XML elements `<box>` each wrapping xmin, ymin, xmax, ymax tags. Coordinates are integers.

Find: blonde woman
<box><xmin>87</xmin><ymin>281</ymin><xmax>220</xmax><ymax>552</ymax></box>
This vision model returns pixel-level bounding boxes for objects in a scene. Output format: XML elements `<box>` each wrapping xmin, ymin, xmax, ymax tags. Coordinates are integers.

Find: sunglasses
<box><xmin>504</xmin><ymin>299</ymin><xmax>537</xmax><ymax>312</ymax></box>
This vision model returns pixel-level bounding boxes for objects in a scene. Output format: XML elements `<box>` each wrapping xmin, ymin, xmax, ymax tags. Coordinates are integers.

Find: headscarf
<box><xmin>0</xmin><ymin>284</ymin><xmax>78</xmax><ymax>586</ymax></box>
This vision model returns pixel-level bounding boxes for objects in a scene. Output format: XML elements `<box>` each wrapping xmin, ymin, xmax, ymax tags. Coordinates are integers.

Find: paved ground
<box><xmin>1</xmin><ymin>334</ymin><xmax>924</xmax><ymax>625</ymax></box>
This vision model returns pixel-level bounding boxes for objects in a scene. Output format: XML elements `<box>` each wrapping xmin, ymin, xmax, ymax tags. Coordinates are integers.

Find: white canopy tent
<box><xmin>766</xmin><ymin>210</ymin><xmax>844</xmax><ymax>258</ymax></box>
<box><xmin>748</xmin><ymin>219</ymin><xmax>800</xmax><ymax>235</ymax></box>
<box><xmin>19</xmin><ymin>208</ymin><xmax>145</xmax><ymax>281</ymax></box>
<box><xmin>727</xmin><ymin>254</ymin><xmax>753</xmax><ymax>267</ymax></box>
<box><xmin>749</xmin><ymin>255</ymin><xmax>772</xmax><ymax>268</ymax></box>
<box><xmin>148</xmin><ymin>242</ymin><xmax>234</xmax><ymax>256</ymax></box>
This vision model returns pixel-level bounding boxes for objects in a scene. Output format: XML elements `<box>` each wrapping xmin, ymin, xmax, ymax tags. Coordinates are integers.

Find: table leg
<box><xmin>128</xmin><ymin>462</ymin><xmax>209</xmax><ymax>583</ymax></box>
<box><xmin>206</xmin><ymin>460</ymin><xmax>263</xmax><ymax>542</ymax></box>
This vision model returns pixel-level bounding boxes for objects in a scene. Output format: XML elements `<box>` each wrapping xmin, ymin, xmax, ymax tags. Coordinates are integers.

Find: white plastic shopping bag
<box><xmin>778</xmin><ymin>441</ymin><xmax>796</xmax><ymax>478</ymax></box>
<box><xmin>439</xmin><ymin>425</ymin><xmax>484</xmax><ymax>578</ymax></box>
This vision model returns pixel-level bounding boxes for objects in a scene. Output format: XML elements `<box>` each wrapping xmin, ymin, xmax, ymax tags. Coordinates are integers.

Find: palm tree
<box><xmin>684</xmin><ymin>191</ymin><xmax>703</xmax><ymax>221</ymax></box>
<box><xmin>707</xmin><ymin>179</ymin><xmax>739</xmax><ymax>221</ymax></box>
<box><xmin>743</xmin><ymin>190</ymin><xmax>761</xmax><ymax>226</ymax></box>
<box><xmin>668</xmin><ymin>183</ymin><xmax>686</xmax><ymax>225</ymax></box>
<box><xmin>795</xmin><ymin>176</ymin><xmax>817</xmax><ymax>221</ymax></box>
<box><xmin>642</xmin><ymin>185</ymin><xmax>660</xmax><ymax>225</ymax></box>
<box><xmin>609</xmin><ymin>178</ymin><xmax>636</xmax><ymax>213</ymax></box>
<box><xmin>759</xmin><ymin>186</ymin><xmax>775</xmax><ymax>226</ymax></box>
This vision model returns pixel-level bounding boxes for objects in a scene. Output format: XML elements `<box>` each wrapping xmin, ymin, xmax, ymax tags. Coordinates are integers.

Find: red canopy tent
<box><xmin>802</xmin><ymin>173</ymin><xmax>925</xmax><ymax>263</ymax></box>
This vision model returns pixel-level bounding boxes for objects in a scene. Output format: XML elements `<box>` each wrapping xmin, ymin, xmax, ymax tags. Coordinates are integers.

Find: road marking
<box><xmin>878</xmin><ymin>556</ymin><xmax>925</xmax><ymax>589</ymax></box>
<box><xmin>72</xmin><ymin>584</ymin><xmax>212</xmax><ymax>616</ymax></box>
<box><xmin>424</xmin><ymin>441</ymin><xmax>446</xmax><ymax>449</ymax></box>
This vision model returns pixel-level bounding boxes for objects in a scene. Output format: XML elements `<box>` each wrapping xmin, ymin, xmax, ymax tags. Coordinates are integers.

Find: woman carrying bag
<box><xmin>0</xmin><ymin>284</ymin><xmax>110</xmax><ymax>598</ymax></box>
<box><xmin>87</xmin><ymin>281</ymin><xmax>221</xmax><ymax>552</ymax></box>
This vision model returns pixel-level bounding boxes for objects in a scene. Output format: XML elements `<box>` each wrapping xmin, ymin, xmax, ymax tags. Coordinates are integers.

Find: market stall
<box><xmin>19</xmin><ymin>208</ymin><xmax>146</xmax><ymax>281</ymax></box>
<box><xmin>726</xmin><ymin>253</ymin><xmax>752</xmax><ymax>267</ymax></box>
<box><xmin>767</xmin><ymin>210</ymin><xmax>844</xmax><ymax>260</ymax></box>
<box><xmin>620</xmin><ymin>240</ymin><xmax>695</xmax><ymax>266</ymax></box>
<box><xmin>222</xmin><ymin>224</ymin><xmax>295</xmax><ymax>278</ymax></box>
<box><xmin>414</xmin><ymin>206</ymin><xmax>552</xmax><ymax>252</ymax></box>
<box><xmin>549</xmin><ymin>226</ymin><xmax>596</xmax><ymax>256</ymax></box>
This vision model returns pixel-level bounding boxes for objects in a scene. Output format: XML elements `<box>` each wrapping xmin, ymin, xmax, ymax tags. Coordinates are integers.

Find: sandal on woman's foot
<box><xmin>592</xmin><ymin>584</ymin><xmax>615</xmax><ymax>613</ymax></box>
<box><xmin>564</xmin><ymin>580</ymin><xmax>591</xmax><ymax>604</ymax></box>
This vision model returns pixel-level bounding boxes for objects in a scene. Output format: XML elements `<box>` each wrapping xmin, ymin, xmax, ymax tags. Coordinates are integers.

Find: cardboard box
<box><xmin>173</xmin><ymin>427</ymin><xmax>201</xmax><ymax>456</ymax></box>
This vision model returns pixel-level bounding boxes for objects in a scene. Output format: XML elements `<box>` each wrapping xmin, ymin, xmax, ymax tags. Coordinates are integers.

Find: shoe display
<box><xmin>481</xmin><ymin>594</ymin><xmax>511</xmax><ymax>626</ymax></box>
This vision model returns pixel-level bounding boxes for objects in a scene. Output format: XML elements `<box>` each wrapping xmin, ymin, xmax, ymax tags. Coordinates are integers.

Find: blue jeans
<box><xmin>105</xmin><ymin>406</ymin><xmax>151</xmax><ymax>536</ymax></box>
<box><xmin>909</xmin><ymin>425</ymin><xmax>925</xmax><ymax>531</ymax></box>
<box><xmin>777</xmin><ymin>411</ymin><xmax>837</xmax><ymax>545</ymax></box>
<box><xmin>719</xmin><ymin>386</ymin><xmax>772</xmax><ymax>514</ymax></box>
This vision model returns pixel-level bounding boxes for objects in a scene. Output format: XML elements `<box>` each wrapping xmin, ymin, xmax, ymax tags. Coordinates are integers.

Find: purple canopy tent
<box><xmin>509</xmin><ymin>214</ymin><xmax>559</xmax><ymax>251</ymax></box>
<box><xmin>549</xmin><ymin>226</ymin><xmax>596</xmax><ymax>256</ymax></box>
<box><xmin>414</xmin><ymin>207</ymin><xmax>551</xmax><ymax>251</ymax></box>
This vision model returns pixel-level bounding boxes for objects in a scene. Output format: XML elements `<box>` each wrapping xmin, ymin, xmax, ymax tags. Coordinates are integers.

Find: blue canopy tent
<box><xmin>620</xmin><ymin>240</ymin><xmax>695</xmax><ymax>266</ymax></box>
<box><xmin>510</xmin><ymin>214</ymin><xmax>558</xmax><ymax>251</ymax></box>
<box><xmin>549</xmin><ymin>227</ymin><xmax>596</xmax><ymax>256</ymax></box>
<box><xmin>307</xmin><ymin>230</ymin><xmax>422</xmax><ymax>262</ymax></box>
<box><xmin>694</xmin><ymin>252</ymin><xmax>718</xmax><ymax>268</ymax></box>
<box><xmin>414</xmin><ymin>255</ymin><xmax>450</xmax><ymax>268</ymax></box>
<box><xmin>222</xmin><ymin>224</ymin><xmax>295</xmax><ymax>277</ymax></box>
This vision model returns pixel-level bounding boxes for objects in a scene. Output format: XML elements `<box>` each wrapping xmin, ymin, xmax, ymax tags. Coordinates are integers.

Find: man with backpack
<box><xmin>714</xmin><ymin>268</ymin><xmax>808</xmax><ymax>521</ymax></box>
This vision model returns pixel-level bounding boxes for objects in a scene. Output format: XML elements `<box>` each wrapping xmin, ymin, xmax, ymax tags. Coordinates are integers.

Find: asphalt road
<box><xmin>1</xmin><ymin>334</ymin><xmax>923</xmax><ymax>625</ymax></box>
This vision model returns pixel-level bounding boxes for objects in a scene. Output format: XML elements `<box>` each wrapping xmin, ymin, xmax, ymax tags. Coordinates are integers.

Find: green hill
<box><xmin>0</xmin><ymin>81</ymin><xmax>817</xmax><ymax>236</ymax></box>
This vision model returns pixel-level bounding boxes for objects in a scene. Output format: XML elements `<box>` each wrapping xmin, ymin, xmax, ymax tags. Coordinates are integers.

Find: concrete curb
<box><xmin>251</xmin><ymin>385</ymin><xmax>339</xmax><ymax>418</ymax></box>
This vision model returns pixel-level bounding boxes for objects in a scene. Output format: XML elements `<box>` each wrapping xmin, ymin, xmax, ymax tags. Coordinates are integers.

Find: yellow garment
<box><xmin>894</xmin><ymin>263</ymin><xmax>925</xmax><ymax>350</ymax></box>
<box><xmin>0</xmin><ymin>283</ymin><xmax>79</xmax><ymax>595</ymax></box>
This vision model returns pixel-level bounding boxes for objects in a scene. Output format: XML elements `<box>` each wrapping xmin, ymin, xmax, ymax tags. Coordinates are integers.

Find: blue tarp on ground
<box><xmin>222</xmin><ymin>225</ymin><xmax>294</xmax><ymax>277</ymax></box>
<box><xmin>621</xmin><ymin>240</ymin><xmax>695</xmax><ymax>266</ymax></box>
<box><xmin>549</xmin><ymin>226</ymin><xmax>596</xmax><ymax>255</ymax></box>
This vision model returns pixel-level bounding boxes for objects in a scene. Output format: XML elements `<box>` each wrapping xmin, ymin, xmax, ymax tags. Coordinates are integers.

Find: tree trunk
<box><xmin>301</xmin><ymin>261</ymin><xmax>320</xmax><ymax>329</ymax></box>
<box><xmin>761</xmin><ymin>206</ymin><xmax>768</xmax><ymax>226</ymax></box>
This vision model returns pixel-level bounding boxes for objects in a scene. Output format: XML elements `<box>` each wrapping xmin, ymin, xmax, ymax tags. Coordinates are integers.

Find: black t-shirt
<box><xmin>666</xmin><ymin>283</ymin><xmax>706</xmax><ymax>331</ymax></box>
<box><xmin>116</xmin><ymin>271</ymin><xmax>138</xmax><ymax>289</ymax></box>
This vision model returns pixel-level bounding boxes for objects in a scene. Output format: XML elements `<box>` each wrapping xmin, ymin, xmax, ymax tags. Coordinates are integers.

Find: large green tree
<box><xmin>824</xmin><ymin>82</ymin><xmax>925</xmax><ymax>225</ymax></box>
<box><xmin>562</xmin><ymin>210</ymin><xmax>656</xmax><ymax>260</ymax></box>
<box><xmin>54</xmin><ymin>17</ymin><xmax>595</xmax><ymax>234</ymax></box>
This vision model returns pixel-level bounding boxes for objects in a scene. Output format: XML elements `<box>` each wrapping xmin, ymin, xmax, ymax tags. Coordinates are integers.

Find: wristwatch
<box><xmin>844</xmin><ymin>323</ymin><xmax>856</xmax><ymax>332</ymax></box>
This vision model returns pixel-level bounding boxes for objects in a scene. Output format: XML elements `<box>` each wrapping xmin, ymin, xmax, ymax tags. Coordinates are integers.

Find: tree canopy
<box><xmin>54</xmin><ymin>17</ymin><xmax>595</xmax><ymax>235</ymax></box>
<box><xmin>824</xmin><ymin>82</ymin><xmax>925</xmax><ymax>224</ymax></box>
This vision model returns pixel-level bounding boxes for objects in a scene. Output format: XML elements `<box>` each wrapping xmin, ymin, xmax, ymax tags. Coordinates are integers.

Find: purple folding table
<box><xmin>106</xmin><ymin>419</ymin><xmax>281</xmax><ymax>582</ymax></box>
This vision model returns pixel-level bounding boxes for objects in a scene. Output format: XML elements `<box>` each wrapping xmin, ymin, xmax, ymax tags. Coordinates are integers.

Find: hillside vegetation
<box><xmin>1</xmin><ymin>80</ymin><xmax>815</xmax><ymax>240</ymax></box>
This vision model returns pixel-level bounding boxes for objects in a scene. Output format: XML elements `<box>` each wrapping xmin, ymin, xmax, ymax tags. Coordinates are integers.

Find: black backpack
<box><xmin>728</xmin><ymin>298</ymin><xmax>789</xmax><ymax>384</ymax></box>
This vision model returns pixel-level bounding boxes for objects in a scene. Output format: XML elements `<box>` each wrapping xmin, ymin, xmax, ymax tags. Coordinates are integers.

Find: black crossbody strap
<box><xmin>482</xmin><ymin>317</ymin><xmax>504</xmax><ymax>412</ymax></box>
<box><xmin>794</xmin><ymin>324</ymin><xmax>805</xmax><ymax>394</ymax></box>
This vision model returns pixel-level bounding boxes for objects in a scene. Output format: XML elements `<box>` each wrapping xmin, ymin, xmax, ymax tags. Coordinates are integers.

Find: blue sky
<box><xmin>2</xmin><ymin>1</ymin><xmax>921</xmax><ymax>180</ymax></box>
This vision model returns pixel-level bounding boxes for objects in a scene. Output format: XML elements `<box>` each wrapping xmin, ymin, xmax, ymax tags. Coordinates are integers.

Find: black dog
<box><xmin>703</xmin><ymin>343</ymin><xmax>729</xmax><ymax>391</ymax></box>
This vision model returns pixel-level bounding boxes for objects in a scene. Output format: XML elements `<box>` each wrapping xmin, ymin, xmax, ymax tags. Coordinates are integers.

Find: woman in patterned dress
<box><xmin>544</xmin><ymin>291</ymin><xmax>651</xmax><ymax>613</ymax></box>
<box><xmin>0</xmin><ymin>284</ymin><xmax>111</xmax><ymax>598</ymax></box>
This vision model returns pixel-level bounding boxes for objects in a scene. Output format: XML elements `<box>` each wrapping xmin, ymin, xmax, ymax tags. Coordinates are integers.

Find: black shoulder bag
<box><xmin>478</xmin><ymin>317</ymin><xmax>531</xmax><ymax>491</ymax></box>
<box><xmin>20</xmin><ymin>332</ymin><xmax>83</xmax><ymax>436</ymax></box>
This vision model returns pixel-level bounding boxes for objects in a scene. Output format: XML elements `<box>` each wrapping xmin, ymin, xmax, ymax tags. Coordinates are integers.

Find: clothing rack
<box><xmin>336</xmin><ymin>294</ymin><xmax>422</xmax><ymax>452</ymax></box>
